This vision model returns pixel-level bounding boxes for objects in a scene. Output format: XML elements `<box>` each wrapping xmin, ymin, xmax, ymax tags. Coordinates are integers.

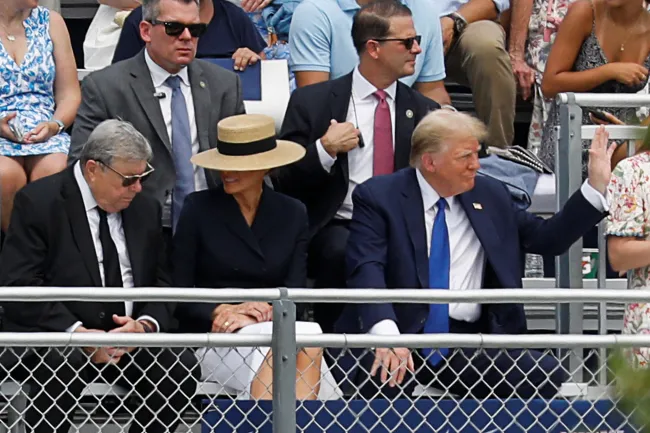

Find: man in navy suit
<box><xmin>338</xmin><ymin>110</ymin><xmax>614</xmax><ymax>399</ymax></box>
<box><xmin>273</xmin><ymin>0</ymin><xmax>439</xmax><ymax>332</ymax></box>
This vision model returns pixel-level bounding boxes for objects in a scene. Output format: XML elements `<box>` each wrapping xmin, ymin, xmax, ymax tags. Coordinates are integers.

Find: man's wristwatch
<box><xmin>50</xmin><ymin>119</ymin><xmax>65</xmax><ymax>135</ymax></box>
<box><xmin>446</xmin><ymin>12</ymin><xmax>468</xmax><ymax>39</ymax></box>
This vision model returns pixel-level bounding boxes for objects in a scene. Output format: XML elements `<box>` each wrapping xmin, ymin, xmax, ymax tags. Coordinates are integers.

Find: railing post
<box><xmin>272</xmin><ymin>289</ymin><xmax>296</xmax><ymax>433</ymax></box>
<box><xmin>557</xmin><ymin>93</ymin><xmax>585</xmax><ymax>382</ymax></box>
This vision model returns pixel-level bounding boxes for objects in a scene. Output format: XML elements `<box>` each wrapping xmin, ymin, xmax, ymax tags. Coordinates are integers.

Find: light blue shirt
<box><xmin>289</xmin><ymin>0</ymin><xmax>446</xmax><ymax>85</ymax></box>
<box><xmin>437</xmin><ymin>0</ymin><xmax>510</xmax><ymax>17</ymax></box>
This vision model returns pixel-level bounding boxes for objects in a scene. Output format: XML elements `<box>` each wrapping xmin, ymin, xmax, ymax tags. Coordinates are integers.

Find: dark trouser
<box><xmin>309</xmin><ymin>220</ymin><xmax>349</xmax><ymax>333</ymax></box>
<box><xmin>2</xmin><ymin>346</ymin><xmax>199</xmax><ymax>433</ymax></box>
<box><xmin>354</xmin><ymin>319</ymin><xmax>566</xmax><ymax>400</ymax></box>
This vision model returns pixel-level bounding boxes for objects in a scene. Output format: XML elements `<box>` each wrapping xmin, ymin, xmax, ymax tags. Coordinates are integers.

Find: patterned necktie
<box><xmin>165</xmin><ymin>75</ymin><xmax>195</xmax><ymax>233</ymax></box>
<box><xmin>372</xmin><ymin>89</ymin><xmax>394</xmax><ymax>176</ymax></box>
<box><xmin>422</xmin><ymin>198</ymin><xmax>451</xmax><ymax>367</ymax></box>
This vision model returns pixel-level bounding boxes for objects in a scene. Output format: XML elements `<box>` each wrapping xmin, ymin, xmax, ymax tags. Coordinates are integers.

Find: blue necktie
<box><xmin>165</xmin><ymin>75</ymin><xmax>195</xmax><ymax>233</ymax></box>
<box><xmin>422</xmin><ymin>198</ymin><xmax>450</xmax><ymax>367</ymax></box>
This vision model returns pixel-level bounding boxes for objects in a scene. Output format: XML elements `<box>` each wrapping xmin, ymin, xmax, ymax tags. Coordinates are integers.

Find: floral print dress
<box><xmin>607</xmin><ymin>152</ymin><xmax>650</xmax><ymax>368</ymax></box>
<box><xmin>0</xmin><ymin>7</ymin><xmax>70</xmax><ymax>156</ymax></box>
<box><xmin>526</xmin><ymin>0</ymin><xmax>577</xmax><ymax>155</ymax></box>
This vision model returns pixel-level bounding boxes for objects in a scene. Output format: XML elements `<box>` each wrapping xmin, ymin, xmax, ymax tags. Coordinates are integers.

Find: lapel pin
<box><xmin>473</xmin><ymin>203</ymin><xmax>483</xmax><ymax>210</ymax></box>
<box><xmin>200</xmin><ymin>81</ymin><xmax>206</xmax><ymax>88</ymax></box>
<box><xmin>406</xmin><ymin>109</ymin><xmax>414</xmax><ymax>119</ymax></box>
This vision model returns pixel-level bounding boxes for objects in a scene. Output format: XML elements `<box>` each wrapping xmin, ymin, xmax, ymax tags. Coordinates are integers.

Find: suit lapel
<box><xmin>220</xmin><ymin>190</ymin><xmax>264</xmax><ymax>259</ymax></box>
<box><xmin>457</xmin><ymin>191</ymin><xmax>508</xmax><ymax>284</ymax></box>
<box><xmin>251</xmin><ymin>186</ymin><xmax>276</xmax><ymax>244</ymax></box>
<box><xmin>393</xmin><ymin>83</ymin><xmax>416</xmax><ymax>170</ymax></box>
<box><xmin>188</xmin><ymin>63</ymin><xmax>211</xmax><ymax>153</ymax></box>
<box><xmin>120</xmin><ymin>201</ymin><xmax>146</xmax><ymax>287</ymax></box>
<box><xmin>330</xmin><ymin>73</ymin><xmax>353</xmax><ymax>181</ymax></box>
<box><xmin>188</xmin><ymin>62</ymin><xmax>219</xmax><ymax>188</ymax></box>
<box><xmin>129</xmin><ymin>52</ymin><xmax>172</xmax><ymax>153</ymax></box>
<box><xmin>61</xmin><ymin>168</ymin><xmax>102</xmax><ymax>287</ymax></box>
<box><xmin>400</xmin><ymin>169</ymin><xmax>428</xmax><ymax>288</ymax></box>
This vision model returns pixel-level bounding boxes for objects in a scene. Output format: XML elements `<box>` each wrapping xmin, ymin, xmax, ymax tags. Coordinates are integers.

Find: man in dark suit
<box><xmin>0</xmin><ymin>120</ymin><xmax>199</xmax><ymax>433</ymax></box>
<box><xmin>273</xmin><ymin>0</ymin><xmax>440</xmax><ymax>331</ymax></box>
<box><xmin>69</xmin><ymin>0</ymin><xmax>245</xmax><ymax>238</ymax></box>
<box><xmin>338</xmin><ymin>111</ymin><xmax>614</xmax><ymax>399</ymax></box>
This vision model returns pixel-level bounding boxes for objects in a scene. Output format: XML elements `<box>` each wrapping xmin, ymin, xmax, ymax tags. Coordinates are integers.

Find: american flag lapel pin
<box><xmin>473</xmin><ymin>203</ymin><xmax>483</xmax><ymax>210</ymax></box>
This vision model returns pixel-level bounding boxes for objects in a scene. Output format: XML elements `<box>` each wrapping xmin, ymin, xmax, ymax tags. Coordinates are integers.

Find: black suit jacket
<box><xmin>0</xmin><ymin>167</ymin><xmax>173</xmax><ymax>333</ymax></box>
<box><xmin>172</xmin><ymin>185</ymin><xmax>309</xmax><ymax>333</ymax></box>
<box><xmin>272</xmin><ymin>72</ymin><xmax>440</xmax><ymax>237</ymax></box>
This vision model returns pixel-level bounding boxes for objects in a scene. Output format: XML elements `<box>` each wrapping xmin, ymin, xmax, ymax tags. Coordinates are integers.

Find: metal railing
<box><xmin>0</xmin><ymin>288</ymin><xmax>648</xmax><ymax>432</ymax></box>
<box><xmin>556</xmin><ymin>92</ymin><xmax>648</xmax><ymax>382</ymax></box>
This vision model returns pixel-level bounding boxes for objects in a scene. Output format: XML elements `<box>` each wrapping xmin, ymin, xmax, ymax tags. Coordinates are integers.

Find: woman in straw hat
<box><xmin>173</xmin><ymin>114</ymin><xmax>341</xmax><ymax>400</ymax></box>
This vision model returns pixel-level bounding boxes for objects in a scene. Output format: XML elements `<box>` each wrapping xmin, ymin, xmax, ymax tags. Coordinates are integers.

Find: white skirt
<box><xmin>196</xmin><ymin>321</ymin><xmax>342</xmax><ymax>400</ymax></box>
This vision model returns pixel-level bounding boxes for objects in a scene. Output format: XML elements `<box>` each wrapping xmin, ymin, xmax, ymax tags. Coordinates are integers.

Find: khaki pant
<box><xmin>446</xmin><ymin>20</ymin><xmax>516</xmax><ymax>149</ymax></box>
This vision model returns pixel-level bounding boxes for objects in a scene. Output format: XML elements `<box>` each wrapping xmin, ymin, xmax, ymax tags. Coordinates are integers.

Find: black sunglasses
<box><xmin>372</xmin><ymin>35</ymin><xmax>422</xmax><ymax>50</ymax></box>
<box><xmin>148</xmin><ymin>20</ymin><xmax>207</xmax><ymax>38</ymax></box>
<box><xmin>99</xmin><ymin>161</ymin><xmax>155</xmax><ymax>187</ymax></box>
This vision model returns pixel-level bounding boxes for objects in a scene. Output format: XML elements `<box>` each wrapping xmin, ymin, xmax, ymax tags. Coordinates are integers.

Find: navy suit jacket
<box><xmin>337</xmin><ymin>167</ymin><xmax>606</xmax><ymax>335</ymax></box>
<box><xmin>172</xmin><ymin>185</ymin><xmax>309</xmax><ymax>333</ymax></box>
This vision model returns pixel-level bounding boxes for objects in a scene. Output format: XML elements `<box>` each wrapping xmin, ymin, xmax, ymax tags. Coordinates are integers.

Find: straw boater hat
<box><xmin>191</xmin><ymin>114</ymin><xmax>305</xmax><ymax>171</ymax></box>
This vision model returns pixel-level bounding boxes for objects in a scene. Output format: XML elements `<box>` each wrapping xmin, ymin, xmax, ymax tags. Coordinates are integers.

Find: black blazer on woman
<box><xmin>172</xmin><ymin>184</ymin><xmax>309</xmax><ymax>333</ymax></box>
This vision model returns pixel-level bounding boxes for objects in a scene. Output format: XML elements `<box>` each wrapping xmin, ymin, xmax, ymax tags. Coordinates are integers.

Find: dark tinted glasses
<box><xmin>149</xmin><ymin>20</ymin><xmax>208</xmax><ymax>38</ymax></box>
<box><xmin>100</xmin><ymin>161</ymin><xmax>155</xmax><ymax>187</ymax></box>
<box><xmin>373</xmin><ymin>35</ymin><xmax>422</xmax><ymax>50</ymax></box>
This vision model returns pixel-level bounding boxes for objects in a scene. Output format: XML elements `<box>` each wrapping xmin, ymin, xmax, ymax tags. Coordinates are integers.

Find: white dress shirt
<box><xmin>370</xmin><ymin>170</ymin><xmax>609</xmax><ymax>336</ymax></box>
<box><xmin>144</xmin><ymin>49</ymin><xmax>208</xmax><ymax>223</ymax></box>
<box><xmin>66</xmin><ymin>162</ymin><xmax>159</xmax><ymax>333</ymax></box>
<box><xmin>316</xmin><ymin>67</ymin><xmax>397</xmax><ymax>220</ymax></box>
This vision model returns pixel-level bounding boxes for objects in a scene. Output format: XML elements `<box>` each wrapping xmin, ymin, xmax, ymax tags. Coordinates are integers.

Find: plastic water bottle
<box><xmin>525</xmin><ymin>254</ymin><xmax>544</xmax><ymax>278</ymax></box>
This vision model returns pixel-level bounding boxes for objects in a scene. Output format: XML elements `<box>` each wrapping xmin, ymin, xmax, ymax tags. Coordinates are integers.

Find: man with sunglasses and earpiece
<box><xmin>273</xmin><ymin>0</ymin><xmax>440</xmax><ymax>334</ymax></box>
<box><xmin>0</xmin><ymin>120</ymin><xmax>200</xmax><ymax>433</ymax></box>
<box><xmin>289</xmin><ymin>0</ymin><xmax>452</xmax><ymax>106</ymax></box>
<box><xmin>69</xmin><ymin>0</ymin><xmax>246</xmax><ymax>257</ymax></box>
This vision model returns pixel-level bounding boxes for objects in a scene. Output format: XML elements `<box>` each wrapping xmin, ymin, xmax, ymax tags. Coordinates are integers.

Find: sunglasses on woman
<box><xmin>148</xmin><ymin>20</ymin><xmax>208</xmax><ymax>38</ymax></box>
<box><xmin>99</xmin><ymin>161</ymin><xmax>155</xmax><ymax>187</ymax></box>
<box><xmin>372</xmin><ymin>35</ymin><xmax>422</xmax><ymax>50</ymax></box>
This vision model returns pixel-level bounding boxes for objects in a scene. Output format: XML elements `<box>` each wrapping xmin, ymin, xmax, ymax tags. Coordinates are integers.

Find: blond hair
<box><xmin>409</xmin><ymin>110</ymin><xmax>488</xmax><ymax>168</ymax></box>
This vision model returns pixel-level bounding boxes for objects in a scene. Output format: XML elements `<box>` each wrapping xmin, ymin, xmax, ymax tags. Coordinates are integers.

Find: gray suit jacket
<box><xmin>69</xmin><ymin>50</ymin><xmax>245</xmax><ymax>204</ymax></box>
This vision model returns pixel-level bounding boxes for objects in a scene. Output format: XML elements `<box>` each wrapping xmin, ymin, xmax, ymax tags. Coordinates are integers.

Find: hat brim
<box><xmin>191</xmin><ymin>140</ymin><xmax>306</xmax><ymax>171</ymax></box>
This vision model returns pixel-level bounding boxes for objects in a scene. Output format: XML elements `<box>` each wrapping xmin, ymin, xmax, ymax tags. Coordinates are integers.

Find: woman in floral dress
<box><xmin>607</xmin><ymin>128</ymin><xmax>650</xmax><ymax>368</ymax></box>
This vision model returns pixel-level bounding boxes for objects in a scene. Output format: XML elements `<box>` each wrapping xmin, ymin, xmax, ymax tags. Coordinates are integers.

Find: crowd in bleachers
<box><xmin>0</xmin><ymin>0</ymin><xmax>650</xmax><ymax>431</ymax></box>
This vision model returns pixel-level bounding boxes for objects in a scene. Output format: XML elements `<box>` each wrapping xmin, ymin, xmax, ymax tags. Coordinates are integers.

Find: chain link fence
<box><xmin>0</xmin><ymin>288</ymin><xmax>649</xmax><ymax>433</ymax></box>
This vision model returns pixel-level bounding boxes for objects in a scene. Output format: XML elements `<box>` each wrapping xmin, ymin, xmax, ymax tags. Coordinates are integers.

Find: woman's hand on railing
<box><xmin>212</xmin><ymin>310</ymin><xmax>257</xmax><ymax>333</ymax></box>
<box><xmin>232</xmin><ymin>302</ymin><xmax>273</xmax><ymax>323</ymax></box>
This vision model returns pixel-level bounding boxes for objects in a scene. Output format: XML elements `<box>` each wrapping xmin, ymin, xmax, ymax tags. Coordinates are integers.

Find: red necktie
<box><xmin>373</xmin><ymin>89</ymin><xmax>394</xmax><ymax>175</ymax></box>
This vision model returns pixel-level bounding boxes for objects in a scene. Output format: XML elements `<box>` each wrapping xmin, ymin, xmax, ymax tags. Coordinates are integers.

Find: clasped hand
<box><xmin>77</xmin><ymin>315</ymin><xmax>146</xmax><ymax>364</ymax></box>
<box><xmin>211</xmin><ymin>302</ymin><xmax>272</xmax><ymax>333</ymax></box>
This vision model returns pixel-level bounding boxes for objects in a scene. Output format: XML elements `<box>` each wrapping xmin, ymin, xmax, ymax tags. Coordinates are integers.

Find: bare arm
<box><xmin>294</xmin><ymin>71</ymin><xmax>330</xmax><ymax>88</ymax></box>
<box><xmin>541</xmin><ymin>0</ymin><xmax>611</xmax><ymax>97</ymax></box>
<box><xmin>608</xmin><ymin>236</ymin><xmax>650</xmax><ymax>272</ymax></box>
<box><xmin>49</xmin><ymin>11</ymin><xmax>81</xmax><ymax>130</ymax></box>
<box><xmin>457</xmin><ymin>0</ymin><xmax>499</xmax><ymax>23</ymax></box>
<box><xmin>414</xmin><ymin>81</ymin><xmax>452</xmax><ymax>105</ymax></box>
<box><xmin>508</xmin><ymin>0</ymin><xmax>535</xmax><ymax>99</ymax></box>
<box><xmin>98</xmin><ymin>0</ymin><xmax>140</xmax><ymax>10</ymax></box>
<box><xmin>508</xmin><ymin>0</ymin><xmax>532</xmax><ymax>59</ymax></box>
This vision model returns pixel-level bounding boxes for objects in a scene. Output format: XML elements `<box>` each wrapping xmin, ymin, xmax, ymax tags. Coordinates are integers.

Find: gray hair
<box><xmin>80</xmin><ymin>119</ymin><xmax>153</xmax><ymax>166</ymax></box>
<box><xmin>409</xmin><ymin>110</ymin><xmax>487</xmax><ymax>168</ymax></box>
<box><xmin>142</xmin><ymin>0</ymin><xmax>200</xmax><ymax>22</ymax></box>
